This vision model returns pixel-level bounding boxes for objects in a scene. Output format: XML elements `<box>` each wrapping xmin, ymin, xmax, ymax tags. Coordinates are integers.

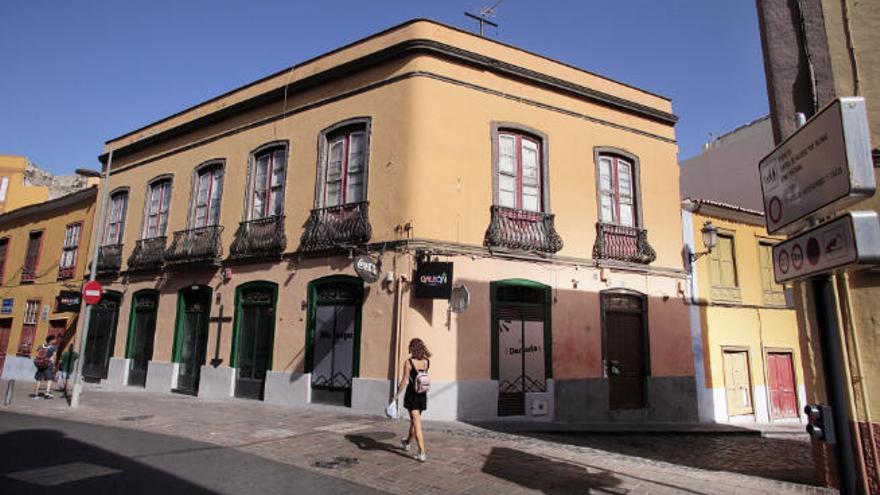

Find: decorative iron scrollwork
<box><xmin>592</xmin><ymin>222</ymin><xmax>656</xmax><ymax>264</ymax></box>
<box><xmin>299</xmin><ymin>201</ymin><xmax>372</xmax><ymax>253</ymax></box>
<box><xmin>484</xmin><ymin>205</ymin><xmax>563</xmax><ymax>253</ymax></box>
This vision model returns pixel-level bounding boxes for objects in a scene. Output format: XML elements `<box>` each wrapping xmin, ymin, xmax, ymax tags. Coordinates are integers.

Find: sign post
<box><xmin>760</xmin><ymin>98</ymin><xmax>875</xmax><ymax>495</ymax></box>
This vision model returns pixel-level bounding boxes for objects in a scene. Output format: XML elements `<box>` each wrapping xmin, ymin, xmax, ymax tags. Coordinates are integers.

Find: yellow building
<box><xmin>0</xmin><ymin>155</ymin><xmax>51</xmax><ymax>213</ymax></box>
<box><xmin>82</xmin><ymin>19</ymin><xmax>696</xmax><ymax>422</ymax></box>
<box><xmin>757</xmin><ymin>0</ymin><xmax>879</xmax><ymax>490</ymax></box>
<box><xmin>0</xmin><ymin>187</ymin><xmax>98</xmax><ymax>380</ymax></box>
<box><xmin>683</xmin><ymin>199</ymin><xmax>805</xmax><ymax>424</ymax></box>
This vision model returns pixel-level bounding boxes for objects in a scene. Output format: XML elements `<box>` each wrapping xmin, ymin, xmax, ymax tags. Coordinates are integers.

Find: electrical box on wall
<box><xmin>530</xmin><ymin>398</ymin><xmax>549</xmax><ymax>416</ymax></box>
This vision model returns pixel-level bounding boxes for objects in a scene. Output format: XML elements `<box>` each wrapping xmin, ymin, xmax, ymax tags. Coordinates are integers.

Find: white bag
<box><xmin>385</xmin><ymin>400</ymin><xmax>398</xmax><ymax>419</ymax></box>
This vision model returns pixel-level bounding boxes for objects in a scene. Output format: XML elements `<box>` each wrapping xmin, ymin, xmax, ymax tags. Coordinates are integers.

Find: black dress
<box><xmin>403</xmin><ymin>358</ymin><xmax>429</xmax><ymax>412</ymax></box>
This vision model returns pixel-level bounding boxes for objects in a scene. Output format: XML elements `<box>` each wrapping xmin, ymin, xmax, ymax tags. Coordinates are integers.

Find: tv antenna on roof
<box><xmin>465</xmin><ymin>0</ymin><xmax>505</xmax><ymax>36</ymax></box>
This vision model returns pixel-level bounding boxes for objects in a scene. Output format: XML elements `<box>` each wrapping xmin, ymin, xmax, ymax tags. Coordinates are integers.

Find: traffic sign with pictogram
<box><xmin>82</xmin><ymin>280</ymin><xmax>104</xmax><ymax>305</ymax></box>
<box><xmin>773</xmin><ymin>212</ymin><xmax>880</xmax><ymax>283</ymax></box>
<box><xmin>759</xmin><ymin>97</ymin><xmax>875</xmax><ymax>235</ymax></box>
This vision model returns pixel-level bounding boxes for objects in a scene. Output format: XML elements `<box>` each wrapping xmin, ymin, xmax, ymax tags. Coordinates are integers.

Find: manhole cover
<box><xmin>311</xmin><ymin>456</ymin><xmax>359</xmax><ymax>469</ymax></box>
<box><xmin>118</xmin><ymin>415</ymin><xmax>153</xmax><ymax>422</ymax></box>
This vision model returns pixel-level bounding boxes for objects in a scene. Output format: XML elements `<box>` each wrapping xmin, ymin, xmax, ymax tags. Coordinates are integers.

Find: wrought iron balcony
<box><xmin>229</xmin><ymin>216</ymin><xmax>287</xmax><ymax>260</ymax></box>
<box><xmin>20</xmin><ymin>268</ymin><xmax>36</xmax><ymax>283</ymax></box>
<box><xmin>96</xmin><ymin>244</ymin><xmax>123</xmax><ymax>275</ymax></box>
<box><xmin>164</xmin><ymin>225</ymin><xmax>224</xmax><ymax>267</ymax></box>
<box><xmin>127</xmin><ymin>237</ymin><xmax>166</xmax><ymax>272</ymax></box>
<box><xmin>484</xmin><ymin>205</ymin><xmax>563</xmax><ymax>253</ymax></box>
<box><xmin>299</xmin><ymin>202</ymin><xmax>372</xmax><ymax>253</ymax></box>
<box><xmin>57</xmin><ymin>266</ymin><xmax>75</xmax><ymax>280</ymax></box>
<box><xmin>592</xmin><ymin>222</ymin><xmax>656</xmax><ymax>264</ymax></box>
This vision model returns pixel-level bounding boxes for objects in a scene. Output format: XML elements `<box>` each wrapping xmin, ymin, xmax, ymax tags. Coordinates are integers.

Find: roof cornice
<box><xmin>0</xmin><ymin>187</ymin><xmax>97</xmax><ymax>226</ymax></box>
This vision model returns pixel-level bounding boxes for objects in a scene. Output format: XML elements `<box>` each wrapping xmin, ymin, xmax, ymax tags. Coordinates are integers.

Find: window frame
<box><xmin>0</xmin><ymin>237</ymin><xmax>9</xmax><ymax>286</ymax></box>
<box><xmin>188</xmin><ymin>160</ymin><xmax>225</xmax><ymax>228</ymax></box>
<box><xmin>709</xmin><ymin>230</ymin><xmax>740</xmax><ymax>291</ymax></box>
<box><xmin>758</xmin><ymin>240</ymin><xmax>786</xmax><ymax>305</ymax></box>
<box><xmin>491</xmin><ymin>122</ymin><xmax>551</xmax><ymax>213</ymax></box>
<box><xmin>17</xmin><ymin>298</ymin><xmax>41</xmax><ymax>356</ymax></box>
<box><xmin>104</xmin><ymin>188</ymin><xmax>129</xmax><ymax>246</ymax></box>
<box><xmin>141</xmin><ymin>176</ymin><xmax>173</xmax><ymax>240</ymax></box>
<box><xmin>315</xmin><ymin>118</ymin><xmax>372</xmax><ymax>208</ymax></box>
<box><xmin>22</xmin><ymin>229</ymin><xmax>44</xmax><ymax>283</ymax></box>
<box><xmin>57</xmin><ymin>222</ymin><xmax>83</xmax><ymax>279</ymax></box>
<box><xmin>593</xmin><ymin>147</ymin><xmax>643</xmax><ymax>228</ymax></box>
<box><xmin>245</xmin><ymin>142</ymin><xmax>288</xmax><ymax>220</ymax></box>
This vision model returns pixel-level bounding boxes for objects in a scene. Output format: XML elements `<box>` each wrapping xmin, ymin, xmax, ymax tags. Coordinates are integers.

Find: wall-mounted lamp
<box><xmin>689</xmin><ymin>222</ymin><xmax>718</xmax><ymax>262</ymax></box>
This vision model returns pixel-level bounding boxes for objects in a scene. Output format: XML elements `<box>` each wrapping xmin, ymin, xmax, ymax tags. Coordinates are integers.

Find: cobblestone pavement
<box><xmin>0</xmin><ymin>384</ymin><xmax>835</xmax><ymax>495</ymax></box>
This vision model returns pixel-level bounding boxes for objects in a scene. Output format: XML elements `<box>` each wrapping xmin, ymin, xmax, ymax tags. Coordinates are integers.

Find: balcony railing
<box><xmin>127</xmin><ymin>237</ymin><xmax>167</xmax><ymax>272</ymax></box>
<box><xmin>299</xmin><ymin>202</ymin><xmax>372</xmax><ymax>253</ymax></box>
<box><xmin>164</xmin><ymin>225</ymin><xmax>224</xmax><ymax>267</ymax></box>
<box><xmin>484</xmin><ymin>205</ymin><xmax>563</xmax><ymax>253</ymax></box>
<box><xmin>592</xmin><ymin>222</ymin><xmax>656</xmax><ymax>264</ymax></box>
<box><xmin>20</xmin><ymin>268</ymin><xmax>36</xmax><ymax>283</ymax></box>
<box><xmin>96</xmin><ymin>244</ymin><xmax>123</xmax><ymax>275</ymax></box>
<box><xmin>228</xmin><ymin>216</ymin><xmax>286</xmax><ymax>260</ymax></box>
<box><xmin>57</xmin><ymin>266</ymin><xmax>75</xmax><ymax>280</ymax></box>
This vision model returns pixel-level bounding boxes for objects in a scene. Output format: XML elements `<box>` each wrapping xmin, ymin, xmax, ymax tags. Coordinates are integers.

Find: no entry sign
<box><xmin>82</xmin><ymin>280</ymin><xmax>104</xmax><ymax>305</ymax></box>
<box><xmin>759</xmin><ymin>97</ymin><xmax>875</xmax><ymax>235</ymax></box>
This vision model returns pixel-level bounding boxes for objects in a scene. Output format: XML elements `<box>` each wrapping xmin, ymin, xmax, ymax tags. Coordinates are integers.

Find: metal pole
<box><xmin>811</xmin><ymin>275</ymin><xmax>859</xmax><ymax>494</ymax></box>
<box><xmin>69</xmin><ymin>150</ymin><xmax>113</xmax><ymax>407</ymax></box>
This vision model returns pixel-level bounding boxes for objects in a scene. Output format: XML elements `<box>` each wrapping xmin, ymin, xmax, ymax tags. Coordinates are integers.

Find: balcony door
<box><xmin>0</xmin><ymin>319</ymin><xmax>11</xmax><ymax>379</ymax></box>
<box><xmin>174</xmin><ymin>286</ymin><xmax>211</xmax><ymax>394</ymax></box>
<box><xmin>307</xmin><ymin>276</ymin><xmax>362</xmax><ymax>407</ymax></box>
<box><xmin>233</xmin><ymin>283</ymin><xmax>276</xmax><ymax>400</ymax></box>
<box><xmin>127</xmin><ymin>291</ymin><xmax>158</xmax><ymax>387</ymax></box>
<box><xmin>82</xmin><ymin>292</ymin><xmax>121</xmax><ymax>381</ymax></box>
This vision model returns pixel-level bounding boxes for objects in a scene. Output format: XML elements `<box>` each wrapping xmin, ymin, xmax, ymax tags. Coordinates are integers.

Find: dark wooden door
<box><xmin>235</xmin><ymin>287</ymin><xmax>274</xmax><ymax>400</ymax></box>
<box><xmin>176</xmin><ymin>289</ymin><xmax>211</xmax><ymax>394</ymax></box>
<box><xmin>127</xmin><ymin>293</ymin><xmax>158</xmax><ymax>387</ymax></box>
<box><xmin>82</xmin><ymin>294</ymin><xmax>120</xmax><ymax>381</ymax></box>
<box><xmin>605</xmin><ymin>296</ymin><xmax>646</xmax><ymax>410</ymax></box>
<box><xmin>768</xmin><ymin>352</ymin><xmax>798</xmax><ymax>419</ymax></box>
<box><xmin>0</xmin><ymin>319</ymin><xmax>11</xmax><ymax>378</ymax></box>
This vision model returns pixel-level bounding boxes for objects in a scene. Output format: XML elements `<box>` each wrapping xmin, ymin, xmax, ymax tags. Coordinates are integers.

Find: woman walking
<box><xmin>394</xmin><ymin>338</ymin><xmax>431</xmax><ymax>462</ymax></box>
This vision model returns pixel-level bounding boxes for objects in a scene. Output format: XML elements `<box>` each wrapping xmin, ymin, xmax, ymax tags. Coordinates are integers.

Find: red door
<box><xmin>0</xmin><ymin>319</ymin><xmax>11</xmax><ymax>378</ymax></box>
<box><xmin>767</xmin><ymin>352</ymin><xmax>798</xmax><ymax>419</ymax></box>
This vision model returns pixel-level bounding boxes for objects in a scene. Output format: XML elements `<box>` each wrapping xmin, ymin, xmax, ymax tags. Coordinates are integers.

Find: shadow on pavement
<box><xmin>517</xmin><ymin>431</ymin><xmax>819</xmax><ymax>486</ymax></box>
<box><xmin>482</xmin><ymin>447</ymin><xmax>623</xmax><ymax>494</ymax></box>
<box><xmin>0</xmin><ymin>429</ymin><xmax>218</xmax><ymax>495</ymax></box>
<box><xmin>345</xmin><ymin>430</ymin><xmax>413</xmax><ymax>459</ymax></box>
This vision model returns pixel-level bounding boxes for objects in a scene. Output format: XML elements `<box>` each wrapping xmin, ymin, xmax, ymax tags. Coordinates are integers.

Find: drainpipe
<box><xmin>69</xmin><ymin>150</ymin><xmax>113</xmax><ymax>408</ymax></box>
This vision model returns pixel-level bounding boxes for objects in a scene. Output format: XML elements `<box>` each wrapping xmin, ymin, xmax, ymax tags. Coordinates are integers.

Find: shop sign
<box><xmin>759</xmin><ymin>97</ymin><xmax>875</xmax><ymax>235</ymax></box>
<box><xmin>773</xmin><ymin>211</ymin><xmax>880</xmax><ymax>283</ymax></box>
<box><xmin>1</xmin><ymin>298</ymin><xmax>13</xmax><ymax>315</ymax></box>
<box><xmin>414</xmin><ymin>262</ymin><xmax>454</xmax><ymax>299</ymax></box>
<box><xmin>56</xmin><ymin>291</ymin><xmax>82</xmax><ymax>312</ymax></box>
<box><xmin>353</xmin><ymin>255</ymin><xmax>380</xmax><ymax>283</ymax></box>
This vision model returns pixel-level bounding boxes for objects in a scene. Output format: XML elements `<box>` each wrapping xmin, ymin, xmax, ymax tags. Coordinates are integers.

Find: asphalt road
<box><xmin>0</xmin><ymin>411</ymin><xmax>390</xmax><ymax>495</ymax></box>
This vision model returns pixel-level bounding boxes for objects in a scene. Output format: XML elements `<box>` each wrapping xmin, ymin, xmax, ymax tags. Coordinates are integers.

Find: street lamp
<box><xmin>689</xmin><ymin>221</ymin><xmax>718</xmax><ymax>262</ymax></box>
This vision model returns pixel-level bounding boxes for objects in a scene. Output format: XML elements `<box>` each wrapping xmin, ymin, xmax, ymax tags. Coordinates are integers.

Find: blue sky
<box><xmin>0</xmin><ymin>1</ymin><xmax>768</xmax><ymax>174</ymax></box>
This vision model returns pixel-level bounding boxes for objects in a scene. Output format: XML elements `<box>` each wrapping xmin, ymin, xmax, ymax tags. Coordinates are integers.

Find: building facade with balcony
<box><xmin>0</xmin><ymin>187</ymin><xmax>98</xmax><ymax>380</ymax></box>
<box><xmin>84</xmin><ymin>19</ymin><xmax>696</xmax><ymax>422</ymax></box>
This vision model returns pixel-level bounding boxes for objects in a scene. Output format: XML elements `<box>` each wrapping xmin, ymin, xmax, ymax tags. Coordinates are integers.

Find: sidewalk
<box><xmin>0</xmin><ymin>380</ymin><xmax>833</xmax><ymax>495</ymax></box>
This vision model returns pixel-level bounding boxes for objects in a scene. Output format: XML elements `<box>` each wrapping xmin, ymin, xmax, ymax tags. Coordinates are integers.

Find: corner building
<box><xmin>86</xmin><ymin>20</ymin><xmax>695</xmax><ymax>422</ymax></box>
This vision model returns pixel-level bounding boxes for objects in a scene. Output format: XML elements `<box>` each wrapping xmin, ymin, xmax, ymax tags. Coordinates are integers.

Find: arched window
<box><xmin>596</xmin><ymin>151</ymin><xmax>640</xmax><ymax>227</ymax></box>
<box><xmin>191</xmin><ymin>161</ymin><xmax>224</xmax><ymax>227</ymax></box>
<box><xmin>143</xmin><ymin>178</ymin><xmax>172</xmax><ymax>239</ymax></box>
<box><xmin>248</xmin><ymin>144</ymin><xmax>287</xmax><ymax>220</ymax></box>
<box><xmin>497</xmin><ymin>131</ymin><xmax>543</xmax><ymax>212</ymax></box>
<box><xmin>317</xmin><ymin>118</ymin><xmax>371</xmax><ymax>208</ymax></box>
<box><xmin>105</xmin><ymin>189</ymin><xmax>128</xmax><ymax>245</ymax></box>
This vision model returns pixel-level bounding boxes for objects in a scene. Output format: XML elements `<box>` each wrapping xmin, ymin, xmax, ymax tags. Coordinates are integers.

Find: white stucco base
<box><xmin>145</xmin><ymin>361</ymin><xmax>179</xmax><ymax>393</ymax></box>
<box><xmin>351</xmin><ymin>378</ymin><xmax>393</xmax><ymax>416</ymax></box>
<box><xmin>102</xmin><ymin>358</ymin><xmax>130</xmax><ymax>390</ymax></box>
<box><xmin>1</xmin><ymin>355</ymin><xmax>37</xmax><ymax>382</ymax></box>
<box><xmin>264</xmin><ymin>371</ymin><xmax>310</xmax><ymax>407</ymax></box>
<box><xmin>198</xmin><ymin>366</ymin><xmax>235</xmax><ymax>399</ymax></box>
<box><xmin>713</xmin><ymin>384</ymin><xmax>806</xmax><ymax>424</ymax></box>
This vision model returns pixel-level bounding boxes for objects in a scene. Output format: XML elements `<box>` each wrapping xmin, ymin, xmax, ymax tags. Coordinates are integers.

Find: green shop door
<box><xmin>307</xmin><ymin>277</ymin><xmax>362</xmax><ymax>407</ymax></box>
<box><xmin>174</xmin><ymin>287</ymin><xmax>211</xmax><ymax>395</ymax></box>
<box><xmin>82</xmin><ymin>292</ymin><xmax>121</xmax><ymax>381</ymax></box>
<box><xmin>233</xmin><ymin>283</ymin><xmax>276</xmax><ymax>400</ymax></box>
<box><xmin>126</xmin><ymin>291</ymin><xmax>159</xmax><ymax>387</ymax></box>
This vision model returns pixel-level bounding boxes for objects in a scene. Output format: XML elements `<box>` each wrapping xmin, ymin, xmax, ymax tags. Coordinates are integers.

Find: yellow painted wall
<box><xmin>0</xmin><ymin>156</ymin><xmax>50</xmax><ymax>214</ymax></box>
<box><xmin>0</xmin><ymin>189</ymin><xmax>98</xmax><ymax>356</ymax></box>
